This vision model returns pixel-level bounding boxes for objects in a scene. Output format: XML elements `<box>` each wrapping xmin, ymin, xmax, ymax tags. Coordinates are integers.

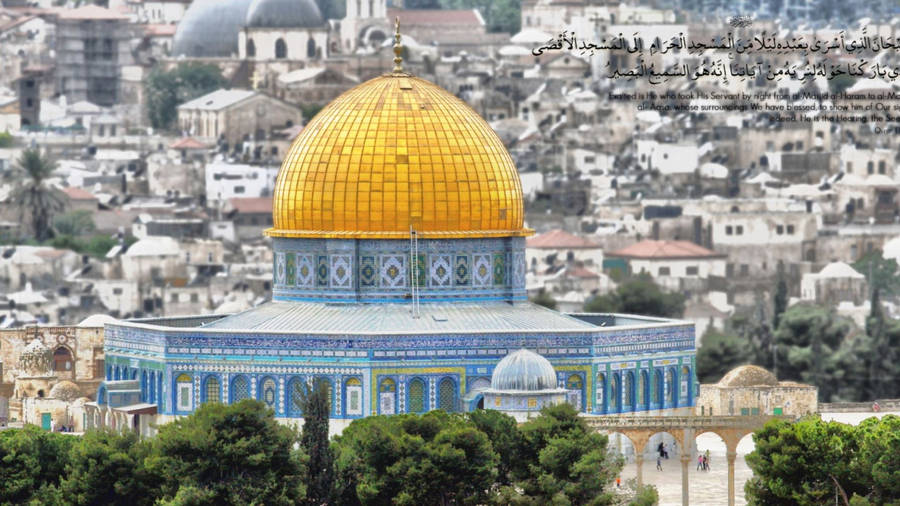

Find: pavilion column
<box><xmin>681</xmin><ymin>428</ymin><xmax>693</xmax><ymax>506</ymax></box>
<box><xmin>635</xmin><ymin>453</ymin><xmax>643</xmax><ymax>488</ymax></box>
<box><xmin>727</xmin><ymin>450</ymin><xmax>737</xmax><ymax>506</ymax></box>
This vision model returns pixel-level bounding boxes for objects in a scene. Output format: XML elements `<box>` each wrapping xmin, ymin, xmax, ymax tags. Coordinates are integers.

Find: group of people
<box><xmin>696</xmin><ymin>450</ymin><xmax>711</xmax><ymax>471</ymax></box>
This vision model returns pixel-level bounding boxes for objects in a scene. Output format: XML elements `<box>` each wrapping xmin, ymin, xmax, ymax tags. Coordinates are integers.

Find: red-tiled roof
<box><xmin>229</xmin><ymin>197</ymin><xmax>272</xmax><ymax>214</ymax></box>
<box><xmin>61</xmin><ymin>187</ymin><xmax>98</xmax><ymax>201</ymax></box>
<box><xmin>57</xmin><ymin>5</ymin><xmax>128</xmax><ymax>20</ymax></box>
<box><xmin>144</xmin><ymin>24</ymin><xmax>177</xmax><ymax>36</ymax></box>
<box><xmin>608</xmin><ymin>240</ymin><xmax>724</xmax><ymax>259</ymax></box>
<box><xmin>387</xmin><ymin>8</ymin><xmax>483</xmax><ymax>26</ymax></box>
<box><xmin>169</xmin><ymin>137</ymin><xmax>207</xmax><ymax>149</ymax></box>
<box><xmin>526</xmin><ymin>229</ymin><xmax>600</xmax><ymax>249</ymax></box>
<box><xmin>568</xmin><ymin>266</ymin><xmax>599</xmax><ymax>278</ymax></box>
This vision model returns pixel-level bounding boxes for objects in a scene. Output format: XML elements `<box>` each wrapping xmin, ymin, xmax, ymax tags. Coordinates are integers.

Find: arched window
<box><xmin>609</xmin><ymin>373</ymin><xmax>619</xmax><ymax>411</ymax></box>
<box><xmin>681</xmin><ymin>366</ymin><xmax>692</xmax><ymax>404</ymax></box>
<box><xmin>176</xmin><ymin>373</ymin><xmax>192</xmax><ymax>411</ymax></box>
<box><xmin>260</xmin><ymin>377</ymin><xmax>277</xmax><ymax>409</ymax></box>
<box><xmin>655</xmin><ymin>370</ymin><xmax>664</xmax><ymax>405</ymax></box>
<box><xmin>666</xmin><ymin>368</ymin><xmax>677</xmax><ymax>404</ymax></box>
<box><xmin>306</xmin><ymin>38</ymin><xmax>316</xmax><ymax>58</ymax></box>
<box><xmin>566</xmin><ymin>373</ymin><xmax>583</xmax><ymax>410</ymax></box>
<box><xmin>596</xmin><ymin>373</ymin><xmax>606</xmax><ymax>412</ymax></box>
<box><xmin>53</xmin><ymin>347</ymin><xmax>73</xmax><ymax>372</ymax></box>
<box><xmin>640</xmin><ymin>370</ymin><xmax>650</xmax><ymax>407</ymax></box>
<box><xmin>231</xmin><ymin>376</ymin><xmax>250</xmax><ymax>403</ymax></box>
<box><xmin>624</xmin><ymin>371</ymin><xmax>635</xmax><ymax>409</ymax></box>
<box><xmin>141</xmin><ymin>370</ymin><xmax>147</xmax><ymax>402</ymax></box>
<box><xmin>408</xmin><ymin>378</ymin><xmax>426</xmax><ymax>413</ymax></box>
<box><xmin>379</xmin><ymin>377</ymin><xmax>396</xmax><ymax>414</ymax></box>
<box><xmin>149</xmin><ymin>371</ymin><xmax>156</xmax><ymax>403</ymax></box>
<box><xmin>246</xmin><ymin>39</ymin><xmax>256</xmax><ymax>57</ymax></box>
<box><xmin>288</xmin><ymin>377</ymin><xmax>304</xmax><ymax>416</ymax></box>
<box><xmin>106</xmin><ymin>365</ymin><xmax>112</xmax><ymax>380</ymax></box>
<box><xmin>345</xmin><ymin>377</ymin><xmax>362</xmax><ymax>416</ymax></box>
<box><xmin>275</xmin><ymin>38</ymin><xmax>287</xmax><ymax>59</ymax></box>
<box><xmin>204</xmin><ymin>376</ymin><xmax>220</xmax><ymax>403</ymax></box>
<box><xmin>438</xmin><ymin>377</ymin><xmax>456</xmax><ymax>412</ymax></box>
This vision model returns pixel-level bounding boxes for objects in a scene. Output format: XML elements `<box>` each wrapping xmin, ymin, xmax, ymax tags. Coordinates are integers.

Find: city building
<box><xmin>86</xmin><ymin>44</ymin><xmax>697</xmax><ymax>436</ymax></box>
<box><xmin>697</xmin><ymin>365</ymin><xmax>817</xmax><ymax>417</ymax></box>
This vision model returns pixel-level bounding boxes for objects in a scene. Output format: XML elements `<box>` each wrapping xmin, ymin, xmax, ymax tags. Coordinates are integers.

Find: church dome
<box><xmin>491</xmin><ymin>349</ymin><xmax>557</xmax><ymax>391</ymax></box>
<box><xmin>172</xmin><ymin>0</ymin><xmax>254</xmax><ymax>58</ymax></box>
<box><xmin>717</xmin><ymin>365</ymin><xmax>778</xmax><ymax>387</ymax></box>
<box><xmin>245</xmin><ymin>0</ymin><xmax>324</xmax><ymax>28</ymax></box>
<box><xmin>266</xmin><ymin>73</ymin><xmax>529</xmax><ymax>239</ymax></box>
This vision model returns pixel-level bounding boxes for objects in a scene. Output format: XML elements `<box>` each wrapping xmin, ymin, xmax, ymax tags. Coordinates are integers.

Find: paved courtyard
<box><xmin>614</xmin><ymin>411</ymin><xmax>897</xmax><ymax>505</ymax></box>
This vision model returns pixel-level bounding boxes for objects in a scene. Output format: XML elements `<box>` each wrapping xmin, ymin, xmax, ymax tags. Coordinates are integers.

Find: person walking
<box><xmin>697</xmin><ymin>454</ymin><xmax>703</xmax><ymax>470</ymax></box>
<box><xmin>702</xmin><ymin>454</ymin><xmax>708</xmax><ymax>471</ymax></box>
<box><xmin>705</xmin><ymin>449</ymin><xmax>711</xmax><ymax>471</ymax></box>
<box><xmin>657</xmin><ymin>456</ymin><xmax>663</xmax><ymax>471</ymax></box>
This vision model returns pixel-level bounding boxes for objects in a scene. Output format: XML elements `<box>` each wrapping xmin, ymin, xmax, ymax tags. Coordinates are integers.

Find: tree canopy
<box><xmin>696</xmin><ymin>329</ymin><xmax>754</xmax><ymax>383</ymax></box>
<box><xmin>745</xmin><ymin>415</ymin><xmax>900</xmax><ymax>505</ymax></box>
<box><xmin>13</xmin><ymin>149</ymin><xmax>63</xmax><ymax>242</ymax></box>
<box><xmin>585</xmin><ymin>274</ymin><xmax>685</xmax><ymax>318</ymax></box>
<box><xmin>145</xmin><ymin>63</ymin><xmax>228</xmax><ymax>131</ymax></box>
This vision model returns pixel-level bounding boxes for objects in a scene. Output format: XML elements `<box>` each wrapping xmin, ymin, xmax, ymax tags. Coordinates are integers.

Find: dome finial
<box><xmin>392</xmin><ymin>16</ymin><xmax>404</xmax><ymax>74</ymax></box>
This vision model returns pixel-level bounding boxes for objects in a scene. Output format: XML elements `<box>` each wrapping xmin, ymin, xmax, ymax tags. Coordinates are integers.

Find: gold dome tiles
<box><xmin>266</xmin><ymin>75</ymin><xmax>531</xmax><ymax>239</ymax></box>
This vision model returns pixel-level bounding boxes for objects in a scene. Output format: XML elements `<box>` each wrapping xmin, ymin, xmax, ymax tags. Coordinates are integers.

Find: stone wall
<box><xmin>697</xmin><ymin>382</ymin><xmax>818</xmax><ymax>417</ymax></box>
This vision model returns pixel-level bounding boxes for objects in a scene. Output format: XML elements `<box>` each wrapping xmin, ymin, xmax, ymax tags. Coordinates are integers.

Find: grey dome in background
<box><xmin>491</xmin><ymin>349</ymin><xmax>557</xmax><ymax>391</ymax></box>
<box><xmin>246</xmin><ymin>0</ymin><xmax>324</xmax><ymax>28</ymax></box>
<box><xmin>172</xmin><ymin>0</ymin><xmax>254</xmax><ymax>58</ymax></box>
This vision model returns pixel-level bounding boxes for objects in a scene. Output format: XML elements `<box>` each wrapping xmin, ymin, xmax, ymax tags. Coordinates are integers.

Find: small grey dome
<box><xmin>172</xmin><ymin>0</ymin><xmax>254</xmax><ymax>58</ymax></box>
<box><xmin>491</xmin><ymin>349</ymin><xmax>557</xmax><ymax>391</ymax></box>
<box><xmin>246</xmin><ymin>0</ymin><xmax>324</xmax><ymax>28</ymax></box>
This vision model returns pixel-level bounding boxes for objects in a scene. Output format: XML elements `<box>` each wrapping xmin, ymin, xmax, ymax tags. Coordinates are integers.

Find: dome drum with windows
<box><xmin>264</xmin><ymin>34</ymin><xmax>532</xmax><ymax>303</ymax></box>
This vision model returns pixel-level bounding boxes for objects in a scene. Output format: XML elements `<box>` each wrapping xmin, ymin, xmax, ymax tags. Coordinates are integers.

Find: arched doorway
<box><xmin>624</xmin><ymin>371</ymin><xmax>635</xmax><ymax>411</ymax></box>
<box><xmin>640</xmin><ymin>370</ymin><xmax>650</xmax><ymax>410</ymax></box>
<box><xmin>275</xmin><ymin>38</ymin><xmax>287</xmax><ymax>59</ymax></box>
<box><xmin>654</xmin><ymin>369</ymin><xmax>664</xmax><ymax>408</ymax></box>
<box><xmin>53</xmin><ymin>347</ymin><xmax>74</xmax><ymax>377</ymax></box>
<box><xmin>595</xmin><ymin>372</ymin><xmax>607</xmax><ymax>414</ymax></box>
<box><xmin>246</xmin><ymin>39</ymin><xmax>256</xmax><ymax>57</ymax></box>
<box><xmin>681</xmin><ymin>365</ymin><xmax>693</xmax><ymax>406</ymax></box>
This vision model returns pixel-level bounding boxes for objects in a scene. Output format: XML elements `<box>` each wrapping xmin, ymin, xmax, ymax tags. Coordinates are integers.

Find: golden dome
<box><xmin>266</xmin><ymin>74</ymin><xmax>530</xmax><ymax>239</ymax></box>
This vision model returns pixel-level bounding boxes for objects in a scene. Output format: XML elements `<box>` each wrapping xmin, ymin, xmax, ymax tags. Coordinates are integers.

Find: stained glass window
<box><xmin>667</xmin><ymin>369</ymin><xmax>676</xmax><ymax>402</ymax></box>
<box><xmin>261</xmin><ymin>378</ymin><xmax>276</xmax><ymax>408</ymax></box>
<box><xmin>408</xmin><ymin>378</ymin><xmax>425</xmax><ymax>413</ymax></box>
<box><xmin>655</xmin><ymin>370</ymin><xmax>664</xmax><ymax>404</ymax></box>
<box><xmin>205</xmin><ymin>377</ymin><xmax>220</xmax><ymax>403</ymax></box>
<box><xmin>624</xmin><ymin>372</ymin><xmax>634</xmax><ymax>407</ymax></box>
<box><xmin>438</xmin><ymin>378</ymin><xmax>456</xmax><ymax>412</ymax></box>
<box><xmin>232</xmin><ymin>376</ymin><xmax>250</xmax><ymax>403</ymax></box>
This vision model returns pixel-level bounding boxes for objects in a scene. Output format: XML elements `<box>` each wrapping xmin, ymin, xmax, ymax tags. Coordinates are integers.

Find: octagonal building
<box><xmin>88</xmin><ymin>48</ymin><xmax>697</xmax><ymax>434</ymax></box>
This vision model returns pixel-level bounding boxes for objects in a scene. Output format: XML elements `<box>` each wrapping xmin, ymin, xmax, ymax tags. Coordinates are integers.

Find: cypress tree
<box><xmin>301</xmin><ymin>380</ymin><xmax>334</xmax><ymax>506</ymax></box>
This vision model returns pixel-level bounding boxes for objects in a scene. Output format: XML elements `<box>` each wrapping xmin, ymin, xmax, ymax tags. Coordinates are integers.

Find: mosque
<box><xmin>85</xmin><ymin>32</ymin><xmax>696</xmax><ymax>434</ymax></box>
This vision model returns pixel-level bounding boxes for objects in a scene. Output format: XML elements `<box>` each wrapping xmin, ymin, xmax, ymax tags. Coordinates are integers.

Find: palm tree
<box><xmin>13</xmin><ymin>149</ymin><xmax>63</xmax><ymax>242</ymax></box>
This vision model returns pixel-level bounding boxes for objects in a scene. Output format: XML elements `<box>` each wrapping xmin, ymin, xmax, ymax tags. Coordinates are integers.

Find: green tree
<box><xmin>440</xmin><ymin>0</ymin><xmax>520</xmax><ymax>33</ymax></box>
<box><xmin>867</xmin><ymin>318</ymin><xmax>900</xmax><ymax>399</ymax></box>
<box><xmin>466</xmin><ymin>408</ymin><xmax>520</xmax><ymax>485</ymax></box>
<box><xmin>853</xmin><ymin>250</ymin><xmax>900</xmax><ymax>296</ymax></box>
<box><xmin>314</xmin><ymin>0</ymin><xmax>345</xmax><ymax>19</ymax></box>
<box><xmin>56</xmin><ymin>429</ymin><xmax>154</xmax><ymax>506</ymax></box>
<box><xmin>145</xmin><ymin>63</ymin><xmax>228</xmax><ymax>131</ymax></box>
<box><xmin>773</xmin><ymin>304</ymin><xmax>857</xmax><ymax>401</ymax></box>
<box><xmin>772</xmin><ymin>275</ymin><xmax>787</xmax><ymax>330</ymax></box>
<box><xmin>828</xmin><ymin>74</ymin><xmax>856</xmax><ymax>94</ymax></box>
<box><xmin>0</xmin><ymin>131</ymin><xmax>13</xmax><ymax>147</ymax></box>
<box><xmin>12</xmin><ymin>149</ymin><xmax>63</xmax><ymax>242</ymax></box>
<box><xmin>300</xmin><ymin>380</ymin><xmax>334</xmax><ymax>506</ymax></box>
<box><xmin>53</xmin><ymin>209</ymin><xmax>96</xmax><ymax>237</ymax></box>
<box><xmin>745</xmin><ymin>415</ymin><xmax>900</xmax><ymax>505</ymax></box>
<box><xmin>0</xmin><ymin>425</ymin><xmax>74</xmax><ymax>505</ymax></box>
<box><xmin>696</xmin><ymin>329</ymin><xmax>754</xmax><ymax>383</ymax></box>
<box><xmin>332</xmin><ymin>411</ymin><xmax>498</xmax><ymax>506</ymax></box>
<box><xmin>529</xmin><ymin>289</ymin><xmax>558</xmax><ymax>310</ymax></box>
<box><xmin>509</xmin><ymin>403</ymin><xmax>622</xmax><ymax>505</ymax></box>
<box><xmin>585</xmin><ymin>274</ymin><xmax>685</xmax><ymax>318</ymax></box>
<box><xmin>144</xmin><ymin>400</ymin><xmax>307</xmax><ymax>505</ymax></box>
